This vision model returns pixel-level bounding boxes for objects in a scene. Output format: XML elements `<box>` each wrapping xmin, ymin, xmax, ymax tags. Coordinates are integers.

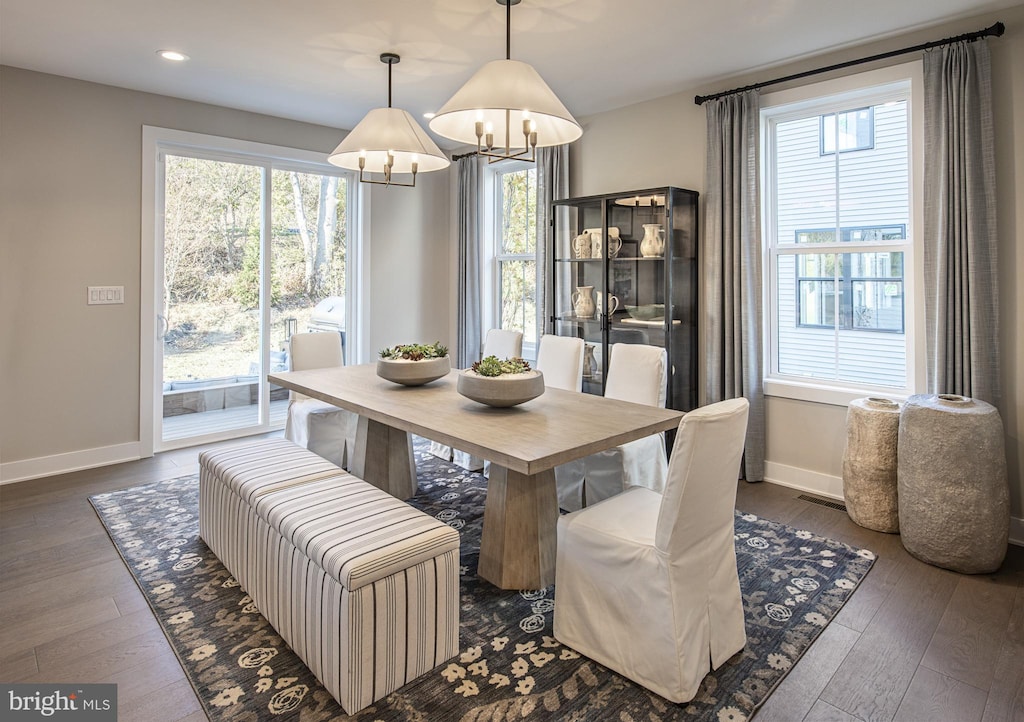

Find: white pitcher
<box><xmin>640</xmin><ymin>224</ymin><xmax>666</xmax><ymax>258</ymax></box>
<box><xmin>597</xmin><ymin>292</ymin><xmax>620</xmax><ymax>316</ymax></box>
<box><xmin>572</xmin><ymin>232</ymin><xmax>592</xmax><ymax>259</ymax></box>
<box><xmin>606</xmin><ymin>231</ymin><xmax>623</xmax><ymax>259</ymax></box>
<box><xmin>571</xmin><ymin>285</ymin><xmax>597</xmax><ymax>319</ymax></box>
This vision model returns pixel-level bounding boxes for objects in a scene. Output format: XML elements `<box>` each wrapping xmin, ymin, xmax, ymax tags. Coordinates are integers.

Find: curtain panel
<box><xmin>703</xmin><ymin>90</ymin><xmax>765</xmax><ymax>482</ymax></box>
<box><xmin>923</xmin><ymin>39</ymin><xmax>999</xmax><ymax>404</ymax></box>
<box><xmin>536</xmin><ymin>145</ymin><xmax>569</xmax><ymax>338</ymax></box>
<box><xmin>456</xmin><ymin>155</ymin><xmax>484</xmax><ymax>369</ymax></box>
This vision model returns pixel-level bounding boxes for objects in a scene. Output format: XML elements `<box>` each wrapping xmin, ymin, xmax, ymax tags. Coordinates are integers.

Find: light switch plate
<box><xmin>88</xmin><ymin>286</ymin><xmax>124</xmax><ymax>305</ymax></box>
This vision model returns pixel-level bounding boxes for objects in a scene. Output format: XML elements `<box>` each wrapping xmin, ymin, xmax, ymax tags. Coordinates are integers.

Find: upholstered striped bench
<box><xmin>198</xmin><ymin>438</ymin><xmax>460</xmax><ymax>714</ymax></box>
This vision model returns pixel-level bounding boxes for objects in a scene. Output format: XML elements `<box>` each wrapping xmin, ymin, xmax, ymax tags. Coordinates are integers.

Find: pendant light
<box><xmin>428</xmin><ymin>0</ymin><xmax>582</xmax><ymax>163</ymax></box>
<box><xmin>329</xmin><ymin>53</ymin><xmax>450</xmax><ymax>187</ymax></box>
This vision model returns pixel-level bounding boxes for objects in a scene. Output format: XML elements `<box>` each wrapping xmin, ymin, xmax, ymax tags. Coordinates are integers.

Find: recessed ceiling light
<box><xmin>157</xmin><ymin>50</ymin><xmax>189</xmax><ymax>62</ymax></box>
<box><xmin>423</xmin><ymin>112</ymin><xmax>436</xmax><ymax>119</ymax></box>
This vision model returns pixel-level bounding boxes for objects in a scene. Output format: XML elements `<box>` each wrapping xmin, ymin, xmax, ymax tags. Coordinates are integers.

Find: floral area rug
<box><xmin>90</xmin><ymin>444</ymin><xmax>875</xmax><ymax>722</ymax></box>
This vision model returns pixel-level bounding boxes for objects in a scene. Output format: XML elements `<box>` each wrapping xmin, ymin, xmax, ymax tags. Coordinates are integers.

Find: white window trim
<box><xmin>760</xmin><ymin>61</ymin><xmax>925</xmax><ymax>408</ymax></box>
<box><xmin>140</xmin><ymin>126</ymin><xmax>365</xmax><ymax>455</ymax></box>
<box><xmin>481</xmin><ymin>159</ymin><xmax>539</xmax><ymax>360</ymax></box>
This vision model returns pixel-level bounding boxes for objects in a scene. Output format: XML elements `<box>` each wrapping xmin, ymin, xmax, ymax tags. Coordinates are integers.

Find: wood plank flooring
<box><xmin>1</xmin><ymin>437</ymin><xmax>1021</xmax><ymax>722</ymax></box>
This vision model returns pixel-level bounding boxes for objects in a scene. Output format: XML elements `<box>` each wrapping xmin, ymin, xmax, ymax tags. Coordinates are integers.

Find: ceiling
<box><xmin>0</xmin><ymin>0</ymin><xmax>1014</xmax><ymax>148</ymax></box>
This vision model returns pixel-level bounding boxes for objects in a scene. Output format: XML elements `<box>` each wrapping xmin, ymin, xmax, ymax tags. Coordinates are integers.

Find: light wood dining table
<box><xmin>268</xmin><ymin>364</ymin><xmax>684</xmax><ymax>590</ymax></box>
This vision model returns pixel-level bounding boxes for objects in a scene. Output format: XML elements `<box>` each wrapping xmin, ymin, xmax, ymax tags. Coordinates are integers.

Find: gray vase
<box><xmin>897</xmin><ymin>394</ymin><xmax>1009</xmax><ymax>574</ymax></box>
<box><xmin>843</xmin><ymin>397</ymin><xmax>901</xmax><ymax>533</ymax></box>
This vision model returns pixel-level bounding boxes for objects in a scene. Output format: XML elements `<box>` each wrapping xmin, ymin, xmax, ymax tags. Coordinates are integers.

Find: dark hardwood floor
<box><xmin>1</xmin><ymin>438</ymin><xmax>1021</xmax><ymax>722</ymax></box>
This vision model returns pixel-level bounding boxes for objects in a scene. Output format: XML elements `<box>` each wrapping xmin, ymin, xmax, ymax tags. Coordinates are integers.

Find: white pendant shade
<box><xmin>329</xmin><ymin>107</ymin><xmax>450</xmax><ymax>174</ymax></box>
<box><xmin>429</xmin><ymin>59</ymin><xmax>582</xmax><ymax>147</ymax></box>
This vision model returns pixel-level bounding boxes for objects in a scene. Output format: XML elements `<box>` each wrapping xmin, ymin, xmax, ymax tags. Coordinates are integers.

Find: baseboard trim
<box><xmin>763</xmin><ymin>461</ymin><xmax>844</xmax><ymax>501</ymax></box>
<box><xmin>763</xmin><ymin>461</ymin><xmax>1024</xmax><ymax>548</ymax></box>
<box><xmin>1</xmin><ymin>442</ymin><xmax>143</xmax><ymax>485</ymax></box>
<box><xmin>1011</xmin><ymin>516</ymin><xmax>1024</xmax><ymax>547</ymax></box>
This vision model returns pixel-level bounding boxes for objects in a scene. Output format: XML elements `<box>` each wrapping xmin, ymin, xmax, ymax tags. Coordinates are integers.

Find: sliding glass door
<box><xmin>150</xmin><ymin>132</ymin><xmax>354</xmax><ymax>451</ymax></box>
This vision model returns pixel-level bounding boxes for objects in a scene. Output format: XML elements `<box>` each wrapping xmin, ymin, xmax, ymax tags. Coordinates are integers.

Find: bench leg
<box><xmin>478</xmin><ymin>465</ymin><xmax>558</xmax><ymax>590</ymax></box>
<box><xmin>351</xmin><ymin>416</ymin><xmax>417</xmax><ymax>500</ymax></box>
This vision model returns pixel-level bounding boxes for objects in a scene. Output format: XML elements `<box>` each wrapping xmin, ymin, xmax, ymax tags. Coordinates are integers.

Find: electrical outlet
<box><xmin>88</xmin><ymin>286</ymin><xmax>124</xmax><ymax>305</ymax></box>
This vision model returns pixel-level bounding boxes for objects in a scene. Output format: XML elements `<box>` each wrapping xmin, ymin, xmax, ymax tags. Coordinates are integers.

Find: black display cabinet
<box><xmin>550</xmin><ymin>187</ymin><xmax>699</xmax><ymax>411</ymax></box>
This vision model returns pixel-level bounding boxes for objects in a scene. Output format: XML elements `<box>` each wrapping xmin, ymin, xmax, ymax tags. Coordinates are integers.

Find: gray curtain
<box><xmin>703</xmin><ymin>90</ymin><xmax>765</xmax><ymax>482</ymax></box>
<box><xmin>456</xmin><ymin>155</ymin><xmax>483</xmax><ymax>369</ymax></box>
<box><xmin>923</xmin><ymin>39</ymin><xmax>999</xmax><ymax>404</ymax></box>
<box><xmin>535</xmin><ymin>145</ymin><xmax>569</xmax><ymax>338</ymax></box>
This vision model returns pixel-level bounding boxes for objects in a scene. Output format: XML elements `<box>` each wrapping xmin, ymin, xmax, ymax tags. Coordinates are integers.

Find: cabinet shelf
<box><xmin>551</xmin><ymin>186</ymin><xmax>699</xmax><ymax>412</ymax></box>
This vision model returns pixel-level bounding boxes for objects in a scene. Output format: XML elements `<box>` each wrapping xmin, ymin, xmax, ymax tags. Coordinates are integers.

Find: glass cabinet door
<box><xmin>553</xmin><ymin>200</ymin><xmax>605</xmax><ymax>393</ymax></box>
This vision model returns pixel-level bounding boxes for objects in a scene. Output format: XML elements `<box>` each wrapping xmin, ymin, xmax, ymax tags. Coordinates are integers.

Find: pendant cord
<box><xmin>387</xmin><ymin>62</ymin><xmax>392</xmax><ymax>108</ymax></box>
<box><xmin>506</xmin><ymin>0</ymin><xmax>511</xmax><ymax>60</ymax></box>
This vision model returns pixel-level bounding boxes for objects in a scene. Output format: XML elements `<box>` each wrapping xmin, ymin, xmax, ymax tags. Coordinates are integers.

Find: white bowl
<box><xmin>457</xmin><ymin>369</ymin><xmax>545</xmax><ymax>407</ymax></box>
<box><xmin>376</xmin><ymin>356</ymin><xmax>451</xmax><ymax>386</ymax></box>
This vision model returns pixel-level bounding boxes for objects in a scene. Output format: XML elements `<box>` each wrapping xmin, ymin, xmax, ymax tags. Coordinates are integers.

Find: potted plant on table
<box><xmin>457</xmin><ymin>355</ymin><xmax>545</xmax><ymax>407</ymax></box>
<box><xmin>376</xmin><ymin>342</ymin><xmax>451</xmax><ymax>386</ymax></box>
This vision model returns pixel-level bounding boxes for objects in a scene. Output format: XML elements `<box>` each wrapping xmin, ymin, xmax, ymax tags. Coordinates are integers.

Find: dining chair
<box><xmin>535</xmin><ymin>335</ymin><xmax>586</xmax><ymax>510</ymax></box>
<box><xmin>283</xmin><ymin>331</ymin><xmax>357</xmax><ymax>469</ymax></box>
<box><xmin>554</xmin><ymin>397</ymin><xmax>750</xmax><ymax>703</ymax></box>
<box><xmin>430</xmin><ymin>328</ymin><xmax>525</xmax><ymax>470</ymax></box>
<box><xmin>581</xmin><ymin>343</ymin><xmax>669</xmax><ymax>506</ymax></box>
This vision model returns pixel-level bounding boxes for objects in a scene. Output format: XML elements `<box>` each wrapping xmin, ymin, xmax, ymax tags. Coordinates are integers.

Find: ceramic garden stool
<box><xmin>842</xmin><ymin>397</ymin><xmax>901</xmax><ymax>533</ymax></box>
<box><xmin>897</xmin><ymin>394</ymin><xmax>1010</xmax><ymax>574</ymax></box>
<box><xmin>199</xmin><ymin>438</ymin><xmax>461</xmax><ymax>714</ymax></box>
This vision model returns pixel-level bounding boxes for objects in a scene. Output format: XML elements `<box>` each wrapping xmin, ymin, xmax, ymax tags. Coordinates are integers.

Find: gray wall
<box><xmin>0</xmin><ymin>67</ymin><xmax>451</xmax><ymax>467</ymax></box>
<box><xmin>569</xmin><ymin>5</ymin><xmax>1024</xmax><ymax>520</ymax></box>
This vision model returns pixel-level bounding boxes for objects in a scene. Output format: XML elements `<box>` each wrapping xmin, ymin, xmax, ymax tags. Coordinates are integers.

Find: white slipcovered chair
<box><xmin>581</xmin><ymin>343</ymin><xmax>669</xmax><ymax>507</ymax></box>
<box><xmin>430</xmin><ymin>329</ymin><xmax>524</xmax><ymax>470</ymax></box>
<box><xmin>554</xmin><ymin>397</ymin><xmax>750</xmax><ymax>703</ymax></box>
<box><xmin>534</xmin><ymin>335</ymin><xmax>586</xmax><ymax>510</ymax></box>
<box><xmin>283</xmin><ymin>332</ymin><xmax>357</xmax><ymax>469</ymax></box>
<box><xmin>536</xmin><ymin>334</ymin><xmax>584</xmax><ymax>392</ymax></box>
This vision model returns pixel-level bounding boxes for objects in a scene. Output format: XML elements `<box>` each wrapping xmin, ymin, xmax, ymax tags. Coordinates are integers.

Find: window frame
<box><xmin>760</xmin><ymin>62</ymin><xmax>925</xmax><ymax>407</ymax></box>
<box><xmin>819</xmin><ymin>106</ymin><xmax>875</xmax><ymax>155</ymax></box>
<box><xmin>482</xmin><ymin>159</ymin><xmax>540</xmax><ymax>359</ymax></box>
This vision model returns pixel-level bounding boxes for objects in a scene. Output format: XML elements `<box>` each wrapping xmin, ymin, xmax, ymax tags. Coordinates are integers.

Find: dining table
<box><xmin>268</xmin><ymin>363</ymin><xmax>685</xmax><ymax>590</ymax></box>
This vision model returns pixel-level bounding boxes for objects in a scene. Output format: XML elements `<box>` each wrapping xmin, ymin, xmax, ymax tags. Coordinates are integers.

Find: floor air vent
<box><xmin>797</xmin><ymin>494</ymin><xmax>848</xmax><ymax>513</ymax></box>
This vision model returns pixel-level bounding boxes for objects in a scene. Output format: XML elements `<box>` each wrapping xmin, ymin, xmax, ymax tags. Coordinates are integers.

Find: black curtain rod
<box><xmin>451</xmin><ymin>150</ymin><xmax>479</xmax><ymax>161</ymax></box>
<box><xmin>694</xmin><ymin>21</ymin><xmax>1004</xmax><ymax>105</ymax></box>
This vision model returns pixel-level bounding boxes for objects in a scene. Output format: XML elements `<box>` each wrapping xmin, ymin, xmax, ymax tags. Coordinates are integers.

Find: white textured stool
<box><xmin>199</xmin><ymin>438</ymin><xmax>461</xmax><ymax>714</ymax></box>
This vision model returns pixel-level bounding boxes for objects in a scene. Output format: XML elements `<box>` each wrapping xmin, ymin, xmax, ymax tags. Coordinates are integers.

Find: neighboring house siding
<box><xmin>773</xmin><ymin>103</ymin><xmax>908</xmax><ymax>388</ymax></box>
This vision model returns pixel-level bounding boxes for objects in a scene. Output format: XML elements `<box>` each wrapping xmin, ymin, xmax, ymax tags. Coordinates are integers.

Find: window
<box><xmin>487</xmin><ymin>162</ymin><xmax>538</xmax><ymax>355</ymax></box>
<box><xmin>795</xmin><ymin>226</ymin><xmax>905</xmax><ymax>333</ymax></box>
<box><xmin>141</xmin><ymin>127</ymin><xmax>362</xmax><ymax>453</ymax></box>
<box><xmin>820</xmin><ymin>107</ymin><xmax>874</xmax><ymax>154</ymax></box>
<box><xmin>762</xmin><ymin>68</ymin><xmax>921</xmax><ymax>397</ymax></box>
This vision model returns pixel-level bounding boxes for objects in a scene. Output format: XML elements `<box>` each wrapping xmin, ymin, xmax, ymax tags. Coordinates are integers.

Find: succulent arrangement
<box><xmin>379</xmin><ymin>342</ymin><xmax>449</xmax><ymax>361</ymax></box>
<box><xmin>470</xmin><ymin>355</ymin><xmax>533</xmax><ymax>377</ymax></box>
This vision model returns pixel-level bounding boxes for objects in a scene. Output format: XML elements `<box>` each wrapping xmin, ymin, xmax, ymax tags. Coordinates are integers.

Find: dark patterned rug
<box><xmin>90</xmin><ymin>444</ymin><xmax>875</xmax><ymax>722</ymax></box>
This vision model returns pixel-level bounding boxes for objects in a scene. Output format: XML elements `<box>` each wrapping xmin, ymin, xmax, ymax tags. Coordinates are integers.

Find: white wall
<box><xmin>0</xmin><ymin>67</ymin><xmax>451</xmax><ymax>478</ymax></box>
<box><xmin>568</xmin><ymin>4</ymin><xmax>1024</xmax><ymax>526</ymax></box>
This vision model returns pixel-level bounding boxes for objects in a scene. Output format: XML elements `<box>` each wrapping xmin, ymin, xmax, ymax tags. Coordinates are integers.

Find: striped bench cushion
<box><xmin>250</xmin><ymin>475</ymin><xmax>459</xmax><ymax>591</ymax></box>
<box><xmin>199</xmin><ymin>438</ymin><xmax>346</xmax><ymax>504</ymax></box>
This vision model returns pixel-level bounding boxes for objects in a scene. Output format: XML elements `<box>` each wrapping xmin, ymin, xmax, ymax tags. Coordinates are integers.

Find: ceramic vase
<box><xmin>842</xmin><ymin>397</ymin><xmax>901</xmax><ymax>533</ymax></box>
<box><xmin>897</xmin><ymin>394</ymin><xmax>1010</xmax><ymax>573</ymax></box>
